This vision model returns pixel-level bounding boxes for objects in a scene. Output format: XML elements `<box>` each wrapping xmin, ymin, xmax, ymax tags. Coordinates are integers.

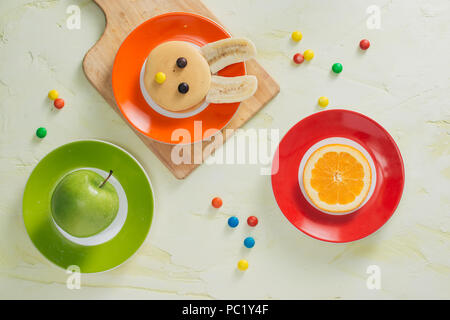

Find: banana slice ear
<box><xmin>200</xmin><ymin>38</ymin><xmax>257</xmax><ymax>74</ymax></box>
<box><xmin>206</xmin><ymin>75</ymin><xmax>258</xmax><ymax>104</ymax></box>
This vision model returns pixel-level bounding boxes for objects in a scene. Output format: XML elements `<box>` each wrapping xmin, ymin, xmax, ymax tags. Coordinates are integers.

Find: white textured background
<box><xmin>0</xmin><ymin>0</ymin><xmax>449</xmax><ymax>299</ymax></box>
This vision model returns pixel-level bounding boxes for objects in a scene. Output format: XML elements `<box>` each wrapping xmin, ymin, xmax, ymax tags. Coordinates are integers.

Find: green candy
<box><xmin>36</xmin><ymin>127</ymin><xmax>47</xmax><ymax>138</ymax></box>
<box><xmin>332</xmin><ymin>63</ymin><xmax>343</xmax><ymax>74</ymax></box>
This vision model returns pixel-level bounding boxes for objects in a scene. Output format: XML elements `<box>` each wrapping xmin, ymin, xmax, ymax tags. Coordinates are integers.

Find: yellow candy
<box><xmin>154</xmin><ymin>72</ymin><xmax>166</xmax><ymax>84</ymax></box>
<box><xmin>304</xmin><ymin>49</ymin><xmax>314</xmax><ymax>61</ymax></box>
<box><xmin>48</xmin><ymin>90</ymin><xmax>59</xmax><ymax>100</ymax></box>
<box><xmin>291</xmin><ymin>31</ymin><xmax>302</xmax><ymax>42</ymax></box>
<box><xmin>237</xmin><ymin>259</ymin><xmax>249</xmax><ymax>271</ymax></box>
<box><xmin>318</xmin><ymin>96</ymin><xmax>329</xmax><ymax>107</ymax></box>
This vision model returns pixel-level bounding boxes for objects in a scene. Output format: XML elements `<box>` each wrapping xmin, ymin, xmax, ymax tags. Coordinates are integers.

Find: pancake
<box><xmin>143</xmin><ymin>41</ymin><xmax>211</xmax><ymax>112</ymax></box>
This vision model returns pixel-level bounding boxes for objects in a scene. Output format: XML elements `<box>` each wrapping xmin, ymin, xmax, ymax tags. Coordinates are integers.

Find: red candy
<box><xmin>359</xmin><ymin>39</ymin><xmax>370</xmax><ymax>50</ymax></box>
<box><xmin>293</xmin><ymin>53</ymin><xmax>304</xmax><ymax>64</ymax></box>
<box><xmin>247</xmin><ymin>216</ymin><xmax>258</xmax><ymax>227</ymax></box>
<box><xmin>211</xmin><ymin>197</ymin><xmax>222</xmax><ymax>208</ymax></box>
<box><xmin>54</xmin><ymin>98</ymin><xmax>65</xmax><ymax>109</ymax></box>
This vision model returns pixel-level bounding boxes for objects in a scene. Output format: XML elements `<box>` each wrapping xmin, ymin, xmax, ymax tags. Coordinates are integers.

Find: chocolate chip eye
<box><xmin>178</xmin><ymin>82</ymin><xmax>189</xmax><ymax>94</ymax></box>
<box><xmin>176</xmin><ymin>57</ymin><xmax>187</xmax><ymax>68</ymax></box>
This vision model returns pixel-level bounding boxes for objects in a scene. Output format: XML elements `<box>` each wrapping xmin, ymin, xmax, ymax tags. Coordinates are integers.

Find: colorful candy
<box><xmin>228</xmin><ymin>216</ymin><xmax>239</xmax><ymax>228</ymax></box>
<box><xmin>176</xmin><ymin>57</ymin><xmax>187</xmax><ymax>68</ymax></box>
<box><xmin>291</xmin><ymin>31</ymin><xmax>303</xmax><ymax>42</ymax></box>
<box><xmin>54</xmin><ymin>98</ymin><xmax>65</xmax><ymax>109</ymax></box>
<box><xmin>303</xmin><ymin>49</ymin><xmax>314</xmax><ymax>61</ymax></box>
<box><xmin>293</xmin><ymin>53</ymin><xmax>304</xmax><ymax>64</ymax></box>
<box><xmin>48</xmin><ymin>90</ymin><xmax>59</xmax><ymax>100</ymax></box>
<box><xmin>244</xmin><ymin>237</ymin><xmax>255</xmax><ymax>248</ymax></box>
<box><xmin>318</xmin><ymin>96</ymin><xmax>329</xmax><ymax>108</ymax></box>
<box><xmin>247</xmin><ymin>216</ymin><xmax>258</xmax><ymax>227</ymax></box>
<box><xmin>155</xmin><ymin>72</ymin><xmax>166</xmax><ymax>84</ymax></box>
<box><xmin>36</xmin><ymin>127</ymin><xmax>47</xmax><ymax>138</ymax></box>
<box><xmin>359</xmin><ymin>39</ymin><xmax>370</xmax><ymax>50</ymax></box>
<box><xmin>237</xmin><ymin>259</ymin><xmax>249</xmax><ymax>271</ymax></box>
<box><xmin>211</xmin><ymin>197</ymin><xmax>222</xmax><ymax>208</ymax></box>
<box><xmin>332</xmin><ymin>63</ymin><xmax>343</xmax><ymax>74</ymax></box>
<box><xmin>178</xmin><ymin>82</ymin><xmax>189</xmax><ymax>94</ymax></box>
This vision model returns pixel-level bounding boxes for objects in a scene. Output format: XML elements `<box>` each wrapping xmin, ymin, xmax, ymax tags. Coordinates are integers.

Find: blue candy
<box><xmin>228</xmin><ymin>216</ymin><xmax>239</xmax><ymax>228</ymax></box>
<box><xmin>244</xmin><ymin>237</ymin><xmax>255</xmax><ymax>248</ymax></box>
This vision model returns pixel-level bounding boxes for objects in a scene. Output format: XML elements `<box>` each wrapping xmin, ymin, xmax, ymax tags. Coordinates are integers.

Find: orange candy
<box><xmin>54</xmin><ymin>98</ymin><xmax>65</xmax><ymax>109</ymax></box>
<box><xmin>211</xmin><ymin>197</ymin><xmax>222</xmax><ymax>208</ymax></box>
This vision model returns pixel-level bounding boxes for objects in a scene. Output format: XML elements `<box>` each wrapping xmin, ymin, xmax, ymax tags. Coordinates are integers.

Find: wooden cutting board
<box><xmin>83</xmin><ymin>0</ymin><xmax>280</xmax><ymax>179</ymax></box>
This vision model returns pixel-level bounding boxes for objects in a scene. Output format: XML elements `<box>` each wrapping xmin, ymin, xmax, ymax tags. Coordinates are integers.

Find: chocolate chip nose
<box><xmin>178</xmin><ymin>82</ymin><xmax>189</xmax><ymax>94</ymax></box>
<box><xmin>176</xmin><ymin>57</ymin><xmax>187</xmax><ymax>68</ymax></box>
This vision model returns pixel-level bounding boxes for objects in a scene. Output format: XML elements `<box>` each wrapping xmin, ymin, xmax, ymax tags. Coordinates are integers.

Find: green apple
<box><xmin>51</xmin><ymin>169</ymin><xmax>119</xmax><ymax>238</ymax></box>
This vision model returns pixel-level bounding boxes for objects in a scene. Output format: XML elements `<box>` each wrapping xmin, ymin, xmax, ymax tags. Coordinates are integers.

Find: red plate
<box><xmin>271</xmin><ymin>109</ymin><xmax>405</xmax><ymax>243</ymax></box>
<box><xmin>112</xmin><ymin>12</ymin><xmax>245</xmax><ymax>144</ymax></box>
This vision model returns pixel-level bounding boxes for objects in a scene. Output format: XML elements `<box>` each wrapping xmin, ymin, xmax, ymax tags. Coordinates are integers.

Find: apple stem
<box><xmin>99</xmin><ymin>170</ymin><xmax>113</xmax><ymax>188</ymax></box>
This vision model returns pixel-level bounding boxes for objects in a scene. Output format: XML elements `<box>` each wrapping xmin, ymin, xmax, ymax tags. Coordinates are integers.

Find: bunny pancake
<box><xmin>143</xmin><ymin>38</ymin><xmax>258</xmax><ymax>113</ymax></box>
<box><xmin>144</xmin><ymin>41</ymin><xmax>211</xmax><ymax>112</ymax></box>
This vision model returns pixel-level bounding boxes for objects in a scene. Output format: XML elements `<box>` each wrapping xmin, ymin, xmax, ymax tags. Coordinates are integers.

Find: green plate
<box><xmin>23</xmin><ymin>140</ymin><xmax>154</xmax><ymax>273</ymax></box>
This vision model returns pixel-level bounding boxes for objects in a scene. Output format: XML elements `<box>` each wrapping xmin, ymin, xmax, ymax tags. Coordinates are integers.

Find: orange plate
<box><xmin>112</xmin><ymin>12</ymin><xmax>245</xmax><ymax>144</ymax></box>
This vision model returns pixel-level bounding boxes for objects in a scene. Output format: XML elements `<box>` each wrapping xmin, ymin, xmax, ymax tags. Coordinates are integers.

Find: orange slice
<box><xmin>303</xmin><ymin>144</ymin><xmax>372</xmax><ymax>213</ymax></box>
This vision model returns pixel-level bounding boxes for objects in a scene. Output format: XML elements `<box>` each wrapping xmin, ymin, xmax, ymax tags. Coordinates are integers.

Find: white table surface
<box><xmin>0</xmin><ymin>0</ymin><xmax>449</xmax><ymax>299</ymax></box>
